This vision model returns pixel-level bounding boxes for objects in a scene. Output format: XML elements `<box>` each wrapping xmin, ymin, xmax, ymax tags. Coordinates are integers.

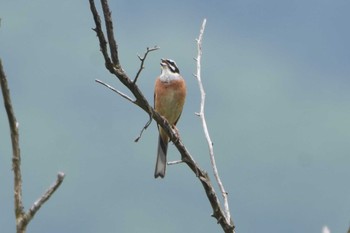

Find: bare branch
<box><xmin>89</xmin><ymin>1</ymin><xmax>152</xmax><ymax>113</ymax></box>
<box><xmin>95</xmin><ymin>78</ymin><xmax>152</xmax><ymax>143</ymax></box>
<box><xmin>89</xmin><ymin>1</ymin><xmax>234</xmax><ymax>232</ymax></box>
<box><xmin>0</xmin><ymin>58</ymin><xmax>25</xmax><ymax>227</ymax></box>
<box><xmin>19</xmin><ymin>173</ymin><xmax>65</xmax><ymax>230</ymax></box>
<box><xmin>193</xmin><ymin>19</ymin><xmax>234</xmax><ymax>228</ymax></box>
<box><xmin>100</xmin><ymin>0</ymin><xmax>120</xmax><ymax>67</ymax></box>
<box><xmin>134</xmin><ymin>46</ymin><xmax>160</xmax><ymax>84</ymax></box>
<box><xmin>167</xmin><ymin>160</ymin><xmax>184</xmax><ymax>165</ymax></box>
<box><xmin>134</xmin><ymin>115</ymin><xmax>152</xmax><ymax>142</ymax></box>
<box><xmin>1</xmin><ymin>59</ymin><xmax>65</xmax><ymax>233</ymax></box>
<box><xmin>95</xmin><ymin>79</ymin><xmax>135</xmax><ymax>103</ymax></box>
<box><xmin>89</xmin><ymin>0</ymin><xmax>112</xmax><ymax>68</ymax></box>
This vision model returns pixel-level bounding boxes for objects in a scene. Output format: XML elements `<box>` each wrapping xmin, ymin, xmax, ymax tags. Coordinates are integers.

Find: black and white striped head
<box><xmin>160</xmin><ymin>58</ymin><xmax>180</xmax><ymax>74</ymax></box>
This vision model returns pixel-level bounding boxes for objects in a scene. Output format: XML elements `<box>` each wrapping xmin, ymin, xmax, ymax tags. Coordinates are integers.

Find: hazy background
<box><xmin>1</xmin><ymin>1</ymin><xmax>350</xmax><ymax>232</ymax></box>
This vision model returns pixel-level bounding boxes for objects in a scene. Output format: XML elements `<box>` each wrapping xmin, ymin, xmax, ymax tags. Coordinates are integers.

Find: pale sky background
<box><xmin>1</xmin><ymin>1</ymin><xmax>350</xmax><ymax>233</ymax></box>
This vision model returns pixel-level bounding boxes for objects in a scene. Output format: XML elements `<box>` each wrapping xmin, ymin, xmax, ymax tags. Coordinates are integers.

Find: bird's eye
<box><xmin>166</xmin><ymin>60</ymin><xmax>179</xmax><ymax>74</ymax></box>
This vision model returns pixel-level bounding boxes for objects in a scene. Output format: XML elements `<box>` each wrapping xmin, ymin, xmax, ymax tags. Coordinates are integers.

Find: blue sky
<box><xmin>1</xmin><ymin>1</ymin><xmax>350</xmax><ymax>233</ymax></box>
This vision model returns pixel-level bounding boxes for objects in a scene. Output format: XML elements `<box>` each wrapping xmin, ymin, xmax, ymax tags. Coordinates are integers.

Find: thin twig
<box><xmin>134</xmin><ymin>115</ymin><xmax>152</xmax><ymax>142</ymax></box>
<box><xmin>95</xmin><ymin>79</ymin><xmax>135</xmax><ymax>103</ymax></box>
<box><xmin>193</xmin><ymin>19</ymin><xmax>233</xmax><ymax>226</ymax></box>
<box><xmin>19</xmin><ymin>172</ymin><xmax>65</xmax><ymax>230</ymax></box>
<box><xmin>95</xmin><ymin>78</ymin><xmax>153</xmax><ymax>142</ymax></box>
<box><xmin>167</xmin><ymin>160</ymin><xmax>184</xmax><ymax>165</ymax></box>
<box><xmin>134</xmin><ymin>46</ymin><xmax>160</xmax><ymax>84</ymax></box>
<box><xmin>1</xmin><ymin>59</ymin><xmax>65</xmax><ymax>233</ymax></box>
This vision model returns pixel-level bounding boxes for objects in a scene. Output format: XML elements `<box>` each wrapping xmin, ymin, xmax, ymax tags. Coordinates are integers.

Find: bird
<box><xmin>154</xmin><ymin>58</ymin><xmax>186</xmax><ymax>178</ymax></box>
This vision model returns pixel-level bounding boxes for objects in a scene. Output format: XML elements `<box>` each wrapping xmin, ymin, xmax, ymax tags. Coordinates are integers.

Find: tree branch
<box><xmin>194</xmin><ymin>19</ymin><xmax>233</xmax><ymax>227</ymax></box>
<box><xmin>19</xmin><ymin>173</ymin><xmax>65</xmax><ymax>231</ymax></box>
<box><xmin>0</xmin><ymin>58</ymin><xmax>24</xmax><ymax>228</ymax></box>
<box><xmin>1</xmin><ymin>59</ymin><xmax>65</xmax><ymax>233</ymax></box>
<box><xmin>88</xmin><ymin>1</ymin><xmax>234</xmax><ymax>232</ymax></box>
<box><xmin>100</xmin><ymin>0</ymin><xmax>120</xmax><ymax>67</ymax></box>
<box><xmin>89</xmin><ymin>0</ymin><xmax>112</xmax><ymax>68</ymax></box>
<box><xmin>95</xmin><ymin>79</ymin><xmax>135</xmax><ymax>103</ymax></box>
<box><xmin>167</xmin><ymin>160</ymin><xmax>184</xmax><ymax>165</ymax></box>
<box><xmin>134</xmin><ymin>116</ymin><xmax>152</xmax><ymax>142</ymax></box>
<box><xmin>134</xmin><ymin>46</ymin><xmax>160</xmax><ymax>84</ymax></box>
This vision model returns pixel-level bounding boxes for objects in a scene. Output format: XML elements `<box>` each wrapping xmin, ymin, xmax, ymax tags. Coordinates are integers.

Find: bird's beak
<box><xmin>160</xmin><ymin>58</ymin><xmax>167</xmax><ymax>67</ymax></box>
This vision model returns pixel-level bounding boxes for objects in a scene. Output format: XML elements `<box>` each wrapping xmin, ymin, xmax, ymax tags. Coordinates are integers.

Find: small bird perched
<box><xmin>154</xmin><ymin>59</ymin><xmax>186</xmax><ymax>178</ymax></box>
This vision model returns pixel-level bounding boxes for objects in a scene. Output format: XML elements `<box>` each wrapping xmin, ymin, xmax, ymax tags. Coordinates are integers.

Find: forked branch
<box><xmin>88</xmin><ymin>0</ymin><xmax>234</xmax><ymax>232</ymax></box>
<box><xmin>134</xmin><ymin>46</ymin><xmax>160</xmax><ymax>83</ymax></box>
<box><xmin>0</xmin><ymin>59</ymin><xmax>65</xmax><ymax>233</ymax></box>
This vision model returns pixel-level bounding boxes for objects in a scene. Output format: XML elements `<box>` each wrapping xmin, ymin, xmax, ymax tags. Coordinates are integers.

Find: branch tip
<box><xmin>134</xmin><ymin>46</ymin><xmax>159</xmax><ymax>83</ymax></box>
<box><xmin>167</xmin><ymin>160</ymin><xmax>184</xmax><ymax>165</ymax></box>
<box><xmin>57</xmin><ymin>172</ymin><xmax>65</xmax><ymax>179</ymax></box>
<box><xmin>134</xmin><ymin>114</ymin><xmax>152</xmax><ymax>142</ymax></box>
<box><xmin>96</xmin><ymin>79</ymin><xmax>135</xmax><ymax>103</ymax></box>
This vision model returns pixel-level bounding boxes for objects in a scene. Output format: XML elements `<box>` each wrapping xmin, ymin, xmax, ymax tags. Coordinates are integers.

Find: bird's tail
<box><xmin>154</xmin><ymin>134</ymin><xmax>168</xmax><ymax>178</ymax></box>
